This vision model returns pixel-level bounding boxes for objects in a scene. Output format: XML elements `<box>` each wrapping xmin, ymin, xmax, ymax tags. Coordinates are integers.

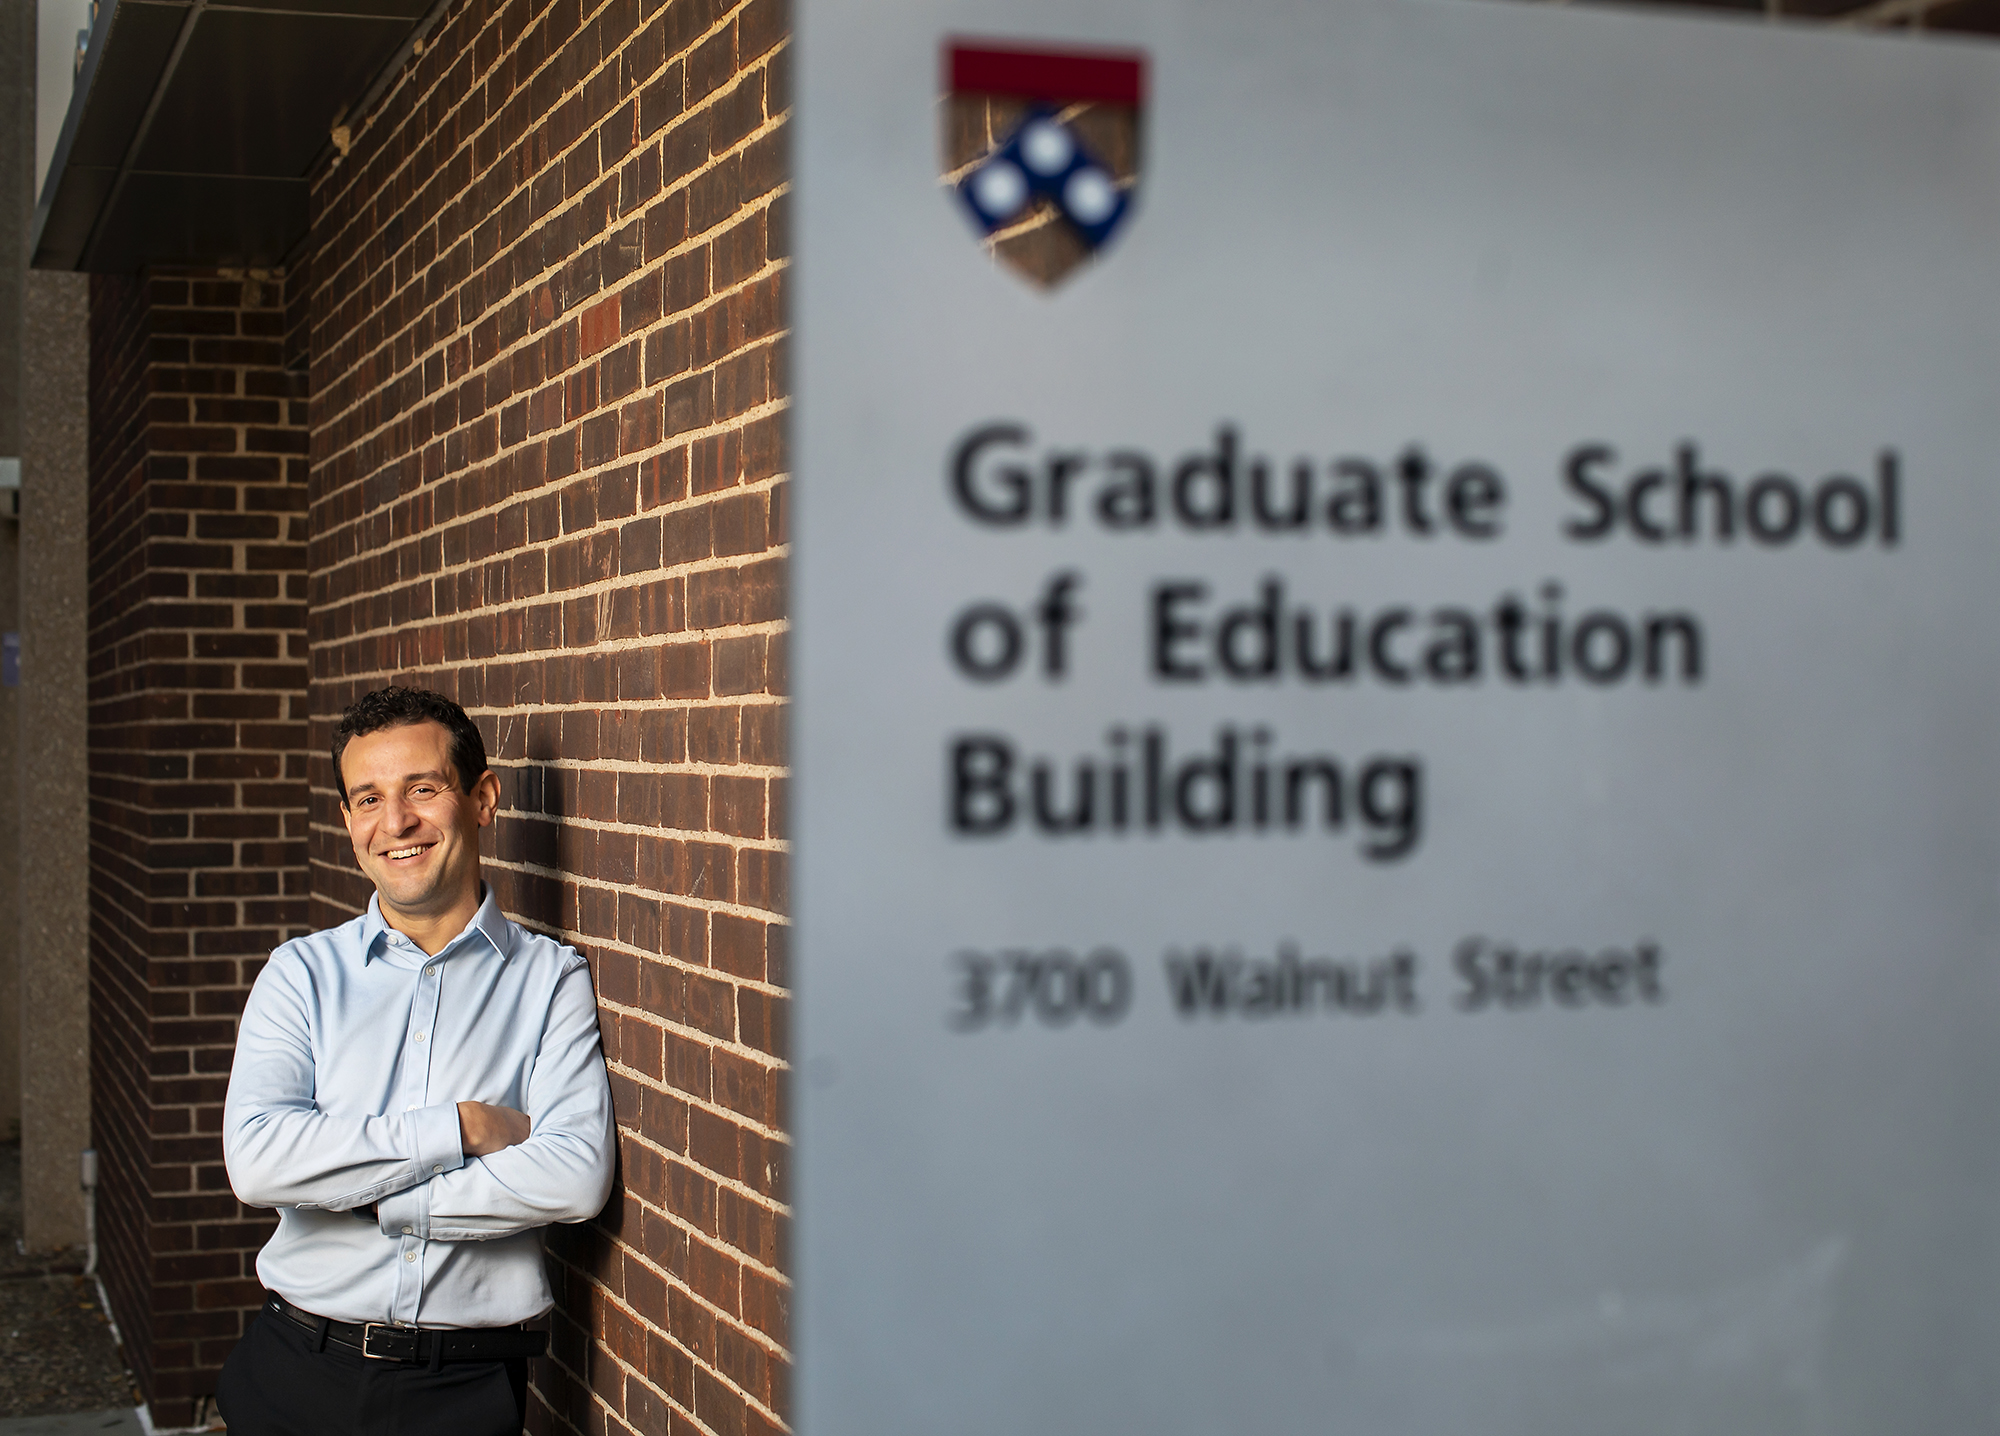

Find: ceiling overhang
<box><xmin>31</xmin><ymin>0</ymin><xmax>439</xmax><ymax>273</ymax></box>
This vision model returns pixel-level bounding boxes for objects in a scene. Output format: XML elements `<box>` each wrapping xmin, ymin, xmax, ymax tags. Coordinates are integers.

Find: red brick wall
<box><xmin>86</xmin><ymin>268</ymin><xmax>312</xmax><ymax>1426</ymax></box>
<box><xmin>303</xmin><ymin>0</ymin><xmax>789</xmax><ymax>1430</ymax></box>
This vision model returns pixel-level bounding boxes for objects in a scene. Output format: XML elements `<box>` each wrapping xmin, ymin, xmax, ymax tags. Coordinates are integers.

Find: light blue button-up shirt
<box><xmin>223</xmin><ymin>888</ymin><xmax>616</xmax><ymax>1328</ymax></box>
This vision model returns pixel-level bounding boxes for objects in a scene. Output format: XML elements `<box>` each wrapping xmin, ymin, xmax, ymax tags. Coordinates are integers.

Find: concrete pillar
<box><xmin>20</xmin><ymin>269</ymin><xmax>88</xmax><ymax>1251</ymax></box>
<box><xmin>12</xmin><ymin>0</ymin><xmax>90</xmax><ymax>1252</ymax></box>
<box><xmin>0</xmin><ymin>0</ymin><xmax>31</xmax><ymax>1157</ymax></box>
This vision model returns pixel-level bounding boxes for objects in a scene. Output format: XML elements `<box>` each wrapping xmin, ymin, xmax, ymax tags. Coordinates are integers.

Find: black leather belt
<box><xmin>267</xmin><ymin>1295</ymin><xmax>548</xmax><ymax>1363</ymax></box>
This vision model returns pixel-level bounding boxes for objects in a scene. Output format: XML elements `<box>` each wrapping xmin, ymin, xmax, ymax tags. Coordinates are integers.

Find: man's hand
<box><xmin>457</xmin><ymin>1101</ymin><xmax>531</xmax><ymax>1157</ymax></box>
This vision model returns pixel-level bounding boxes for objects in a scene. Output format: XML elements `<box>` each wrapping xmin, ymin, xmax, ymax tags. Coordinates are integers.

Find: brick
<box><xmin>90</xmin><ymin>0</ymin><xmax>809</xmax><ymax>1427</ymax></box>
<box><xmin>87</xmin><ymin>264</ymin><xmax>312</xmax><ymax>1423</ymax></box>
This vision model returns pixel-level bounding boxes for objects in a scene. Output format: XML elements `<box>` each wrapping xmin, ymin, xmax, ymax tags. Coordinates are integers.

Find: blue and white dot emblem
<box><xmin>944</xmin><ymin>42</ymin><xmax>1147</xmax><ymax>287</ymax></box>
<box><xmin>958</xmin><ymin>108</ymin><xmax>1131</xmax><ymax>252</ymax></box>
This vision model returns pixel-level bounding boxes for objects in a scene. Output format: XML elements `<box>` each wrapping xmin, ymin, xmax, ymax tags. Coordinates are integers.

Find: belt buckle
<box><xmin>360</xmin><ymin>1322</ymin><xmax>420</xmax><ymax>1361</ymax></box>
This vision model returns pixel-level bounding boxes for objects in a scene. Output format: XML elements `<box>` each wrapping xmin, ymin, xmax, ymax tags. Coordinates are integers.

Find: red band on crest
<box><xmin>946</xmin><ymin>42</ymin><xmax>1146</xmax><ymax>105</ymax></box>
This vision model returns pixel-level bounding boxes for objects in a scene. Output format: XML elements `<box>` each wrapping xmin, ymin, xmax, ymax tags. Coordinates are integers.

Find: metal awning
<box><xmin>32</xmin><ymin>0</ymin><xmax>437</xmax><ymax>273</ymax></box>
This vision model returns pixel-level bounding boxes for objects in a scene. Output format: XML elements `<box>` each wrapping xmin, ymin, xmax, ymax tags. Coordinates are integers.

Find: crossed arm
<box><xmin>459</xmin><ymin>1100</ymin><xmax>532</xmax><ymax>1156</ymax></box>
<box><xmin>223</xmin><ymin>957</ymin><xmax>615</xmax><ymax>1241</ymax></box>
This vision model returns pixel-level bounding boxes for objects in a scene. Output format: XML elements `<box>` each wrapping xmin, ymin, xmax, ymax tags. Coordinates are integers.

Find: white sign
<box><xmin>793</xmin><ymin>2</ymin><xmax>2000</xmax><ymax>1432</ymax></box>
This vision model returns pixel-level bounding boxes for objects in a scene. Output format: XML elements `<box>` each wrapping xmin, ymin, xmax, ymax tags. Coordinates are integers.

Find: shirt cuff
<box><xmin>408</xmin><ymin>1101</ymin><xmax>465</xmax><ymax>1184</ymax></box>
<box><xmin>377</xmin><ymin>1183</ymin><xmax>427</xmax><ymax>1239</ymax></box>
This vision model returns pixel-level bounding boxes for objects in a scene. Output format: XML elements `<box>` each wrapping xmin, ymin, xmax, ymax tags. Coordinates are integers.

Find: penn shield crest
<box><xmin>942</xmin><ymin>40</ymin><xmax>1146</xmax><ymax>288</ymax></box>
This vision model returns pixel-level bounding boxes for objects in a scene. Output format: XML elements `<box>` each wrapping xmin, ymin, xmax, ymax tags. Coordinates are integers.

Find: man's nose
<box><xmin>377</xmin><ymin>796</ymin><xmax>420</xmax><ymax>834</ymax></box>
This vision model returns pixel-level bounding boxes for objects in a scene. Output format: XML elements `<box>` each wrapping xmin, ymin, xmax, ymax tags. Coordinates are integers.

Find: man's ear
<box><xmin>338</xmin><ymin>799</ymin><xmax>354</xmax><ymax>834</ymax></box>
<box><xmin>472</xmin><ymin>768</ymin><xmax>502</xmax><ymax>828</ymax></box>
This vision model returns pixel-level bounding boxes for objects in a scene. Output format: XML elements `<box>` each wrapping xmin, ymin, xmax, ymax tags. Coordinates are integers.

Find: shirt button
<box><xmin>413</xmin><ymin>1031</ymin><xmax>426</xmax><ymax>1042</ymax></box>
<box><xmin>401</xmin><ymin>1225</ymin><xmax>414</xmax><ymax>1235</ymax></box>
<box><xmin>432</xmin><ymin>1164</ymin><xmax>442</xmax><ymax>1173</ymax></box>
<box><xmin>425</xmin><ymin>966</ymin><xmax>437</xmax><ymax>976</ymax></box>
<box><xmin>404</xmin><ymin>1251</ymin><xmax>416</xmax><ymax>1262</ymax></box>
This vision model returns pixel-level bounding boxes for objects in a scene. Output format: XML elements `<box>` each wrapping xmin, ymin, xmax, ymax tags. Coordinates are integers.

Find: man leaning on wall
<box><xmin>219</xmin><ymin>687</ymin><xmax>615</xmax><ymax>1435</ymax></box>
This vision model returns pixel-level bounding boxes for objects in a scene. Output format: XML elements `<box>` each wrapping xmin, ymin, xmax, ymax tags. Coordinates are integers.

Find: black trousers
<box><xmin>216</xmin><ymin>1306</ymin><xmax>528</xmax><ymax>1436</ymax></box>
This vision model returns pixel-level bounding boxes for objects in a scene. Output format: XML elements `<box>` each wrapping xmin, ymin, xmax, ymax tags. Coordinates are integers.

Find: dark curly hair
<box><xmin>331</xmin><ymin>687</ymin><xmax>489</xmax><ymax>806</ymax></box>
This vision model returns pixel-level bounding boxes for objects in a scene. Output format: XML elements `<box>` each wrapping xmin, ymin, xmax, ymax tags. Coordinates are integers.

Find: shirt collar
<box><xmin>361</xmin><ymin>885</ymin><xmax>514</xmax><ymax>964</ymax></box>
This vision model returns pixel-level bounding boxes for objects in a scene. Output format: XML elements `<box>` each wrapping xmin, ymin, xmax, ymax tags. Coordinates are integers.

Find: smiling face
<box><xmin>338</xmin><ymin>720</ymin><xmax>500</xmax><ymax>942</ymax></box>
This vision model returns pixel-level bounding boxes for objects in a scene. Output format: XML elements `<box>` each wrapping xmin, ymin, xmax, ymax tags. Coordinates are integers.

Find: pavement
<box><xmin>0</xmin><ymin>1413</ymin><xmax>141</xmax><ymax>1434</ymax></box>
<box><xmin>0</xmin><ymin>1143</ymin><xmax>135</xmax><ymax>1423</ymax></box>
